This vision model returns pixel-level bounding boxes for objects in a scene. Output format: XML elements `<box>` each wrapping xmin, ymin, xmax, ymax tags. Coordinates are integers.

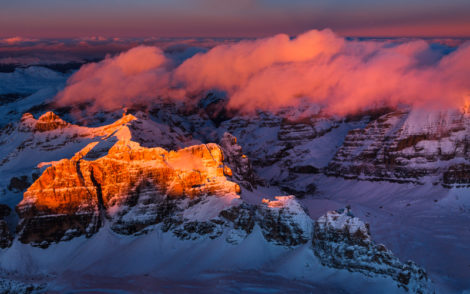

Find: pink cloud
<box><xmin>55</xmin><ymin>46</ymin><xmax>185</xmax><ymax>111</ymax></box>
<box><xmin>173</xmin><ymin>29</ymin><xmax>344</xmax><ymax>93</ymax></box>
<box><xmin>54</xmin><ymin>29</ymin><xmax>470</xmax><ymax>115</ymax></box>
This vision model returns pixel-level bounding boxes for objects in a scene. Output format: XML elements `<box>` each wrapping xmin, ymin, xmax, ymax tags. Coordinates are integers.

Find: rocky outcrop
<box><xmin>219</xmin><ymin>132</ymin><xmax>259</xmax><ymax>190</ymax></box>
<box><xmin>0</xmin><ymin>280</ymin><xmax>45</xmax><ymax>294</ymax></box>
<box><xmin>0</xmin><ymin>204</ymin><xmax>13</xmax><ymax>248</ymax></box>
<box><xmin>16</xmin><ymin>140</ymin><xmax>240</xmax><ymax>246</ymax></box>
<box><xmin>12</xmin><ymin>122</ymin><xmax>313</xmax><ymax>247</ymax></box>
<box><xmin>116</xmin><ymin>195</ymin><xmax>313</xmax><ymax>246</ymax></box>
<box><xmin>258</xmin><ymin>196</ymin><xmax>312</xmax><ymax>246</ymax></box>
<box><xmin>313</xmin><ymin>208</ymin><xmax>432</xmax><ymax>293</ymax></box>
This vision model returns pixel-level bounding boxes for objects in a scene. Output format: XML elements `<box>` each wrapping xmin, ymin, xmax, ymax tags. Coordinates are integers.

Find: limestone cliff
<box><xmin>16</xmin><ymin>140</ymin><xmax>240</xmax><ymax>245</ymax></box>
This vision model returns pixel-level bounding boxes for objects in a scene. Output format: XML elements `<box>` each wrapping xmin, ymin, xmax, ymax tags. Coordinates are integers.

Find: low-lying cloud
<box><xmin>54</xmin><ymin>29</ymin><xmax>470</xmax><ymax>115</ymax></box>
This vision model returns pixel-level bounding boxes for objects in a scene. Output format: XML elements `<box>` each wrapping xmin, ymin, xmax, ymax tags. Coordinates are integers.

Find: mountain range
<box><xmin>0</xmin><ymin>65</ymin><xmax>469</xmax><ymax>293</ymax></box>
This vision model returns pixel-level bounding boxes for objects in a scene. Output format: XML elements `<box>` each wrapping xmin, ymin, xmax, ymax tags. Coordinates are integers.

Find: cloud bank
<box><xmin>54</xmin><ymin>29</ymin><xmax>470</xmax><ymax>115</ymax></box>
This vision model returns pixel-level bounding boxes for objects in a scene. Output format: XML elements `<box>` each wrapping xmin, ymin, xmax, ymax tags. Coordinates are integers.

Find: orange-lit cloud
<box><xmin>54</xmin><ymin>29</ymin><xmax>470</xmax><ymax>115</ymax></box>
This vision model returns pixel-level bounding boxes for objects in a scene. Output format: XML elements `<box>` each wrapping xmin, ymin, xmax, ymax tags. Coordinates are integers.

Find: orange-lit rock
<box><xmin>16</xmin><ymin>140</ymin><xmax>240</xmax><ymax>245</ymax></box>
<box><xmin>20</xmin><ymin>111</ymin><xmax>70</xmax><ymax>132</ymax></box>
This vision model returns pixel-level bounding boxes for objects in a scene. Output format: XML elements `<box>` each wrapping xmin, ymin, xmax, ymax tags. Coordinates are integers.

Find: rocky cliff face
<box><xmin>216</xmin><ymin>109</ymin><xmax>346</xmax><ymax>197</ymax></box>
<box><xmin>12</xmin><ymin>123</ymin><xmax>433</xmax><ymax>291</ymax></box>
<box><xmin>16</xmin><ymin>140</ymin><xmax>240</xmax><ymax>246</ymax></box>
<box><xmin>313</xmin><ymin>208</ymin><xmax>432</xmax><ymax>293</ymax></box>
<box><xmin>327</xmin><ymin>109</ymin><xmax>470</xmax><ymax>186</ymax></box>
<box><xmin>219</xmin><ymin>132</ymin><xmax>259</xmax><ymax>190</ymax></box>
<box><xmin>258</xmin><ymin>196</ymin><xmax>312</xmax><ymax>246</ymax></box>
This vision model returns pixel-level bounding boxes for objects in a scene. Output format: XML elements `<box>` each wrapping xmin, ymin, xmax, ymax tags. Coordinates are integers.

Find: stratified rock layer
<box><xmin>327</xmin><ymin>109</ymin><xmax>470</xmax><ymax>185</ymax></box>
<box><xmin>16</xmin><ymin>140</ymin><xmax>240</xmax><ymax>245</ymax></box>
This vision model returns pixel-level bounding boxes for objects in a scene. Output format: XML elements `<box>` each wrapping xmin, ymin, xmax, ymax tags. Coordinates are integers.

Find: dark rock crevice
<box><xmin>89</xmin><ymin>166</ymin><xmax>106</xmax><ymax>222</ymax></box>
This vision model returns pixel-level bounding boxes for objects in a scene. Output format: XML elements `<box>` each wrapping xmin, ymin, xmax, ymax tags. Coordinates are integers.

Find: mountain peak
<box><xmin>19</xmin><ymin>111</ymin><xmax>70</xmax><ymax>132</ymax></box>
<box><xmin>37</xmin><ymin>111</ymin><xmax>62</xmax><ymax>122</ymax></box>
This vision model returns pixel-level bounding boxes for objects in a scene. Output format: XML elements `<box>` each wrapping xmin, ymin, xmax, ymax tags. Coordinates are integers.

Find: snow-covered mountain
<box><xmin>0</xmin><ymin>109</ymin><xmax>436</xmax><ymax>293</ymax></box>
<box><xmin>0</xmin><ymin>69</ymin><xmax>469</xmax><ymax>292</ymax></box>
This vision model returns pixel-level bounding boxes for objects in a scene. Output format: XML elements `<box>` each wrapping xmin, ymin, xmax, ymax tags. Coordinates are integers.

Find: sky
<box><xmin>1</xmin><ymin>0</ymin><xmax>470</xmax><ymax>38</ymax></box>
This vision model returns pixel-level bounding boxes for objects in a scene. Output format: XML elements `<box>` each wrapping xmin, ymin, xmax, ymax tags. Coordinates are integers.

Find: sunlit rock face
<box><xmin>313</xmin><ymin>208</ymin><xmax>432</xmax><ymax>293</ymax></box>
<box><xmin>16</xmin><ymin>140</ymin><xmax>240</xmax><ymax>246</ymax></box>
<box><xmin>327</xmin><ymin>109</ymin><xmax>470</xmax><ymax>185</ymax></box>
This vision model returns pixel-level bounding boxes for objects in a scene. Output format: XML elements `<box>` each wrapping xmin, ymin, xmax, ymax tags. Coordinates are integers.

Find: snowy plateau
<box><xmin>0</xmin><ymin>65</ymin><xmax>469</xmax><ymax>294</ymax></box>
